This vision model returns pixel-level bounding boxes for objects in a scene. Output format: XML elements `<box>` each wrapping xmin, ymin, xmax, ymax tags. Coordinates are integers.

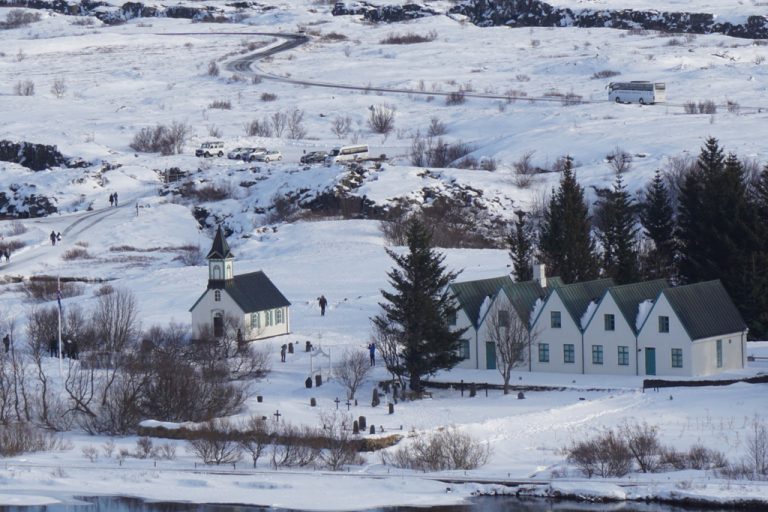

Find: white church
<box><xmin>189</xmin><ymin>226</ymin><xmax>291</xmax><ymax>341</ymax></box>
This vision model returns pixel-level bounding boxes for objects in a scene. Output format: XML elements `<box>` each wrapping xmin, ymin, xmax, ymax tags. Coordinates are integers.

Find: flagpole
<box><xmin>57</xmin><ymin>276</ymin><xmax>62</xmax><ymax>377</ymax></box>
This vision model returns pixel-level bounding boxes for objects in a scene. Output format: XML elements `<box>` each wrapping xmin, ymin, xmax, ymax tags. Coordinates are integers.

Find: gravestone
<box><xmin>358</xmin><ymin>416</ymin><xmax>366</xmax><ymax>430</ymax></box>
<box><xmin>315</xmin><ymin>374</ymin><xmax>323</xmax><ymax>387</ymax></box>
<box><xmin>305</xmin><ymin>377</ymin><xmax>312</xmax><ymax>389</ymax></box>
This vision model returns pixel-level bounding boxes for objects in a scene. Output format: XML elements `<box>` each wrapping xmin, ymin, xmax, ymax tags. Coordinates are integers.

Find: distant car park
<box><xmin>228</xmin><ymin>147</ymin><xmax>254</xmax><ymax>160</ymax></box>
<box><xmin>195</xmin><ymin>141</ymin><xmax>224</xmax><ymax>157</ymax></box>
<box><xmin>243</xmin><ymin>148</ymin><xmax>268</xmax><ymax>162</ymax></box>
<box><xmin>252</xmin><ymin>150</ymin><xmax>282</xmax><ymax>163</ymax></box>
<box><xmin>300</xmin><ymin>151</ymin><xmax>328</xmax><ymax>164</ymax></box>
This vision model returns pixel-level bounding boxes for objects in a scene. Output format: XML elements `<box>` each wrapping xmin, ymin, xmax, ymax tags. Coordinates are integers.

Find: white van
<box><xmin>325</xmin><ymin>144</ymin><xmax>369</xmax><ymax>165</ymax></box>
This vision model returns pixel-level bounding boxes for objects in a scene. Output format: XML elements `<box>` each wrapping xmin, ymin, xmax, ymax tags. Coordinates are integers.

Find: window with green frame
<box><xmin>250</xmin><ymin>312</ymin><xmax>260</xmax><ymax>329</ymax></box>
<box><xmin>459</xmin><ymin>339</ymin><xmax>470</xmax><ymax>359</ymax></box>
<box><xmin>275</xmin><ymin>308</ymin><xmax>283</xmax><ymax>324</ymax></box>
<box><xmin>564</xmin><ymin>344</ymin><xmax>575</xmax><ymax>363</ymax></box>
<box><xmin>592</xmin><ymin>345</ymin><xmax>604</xmax><ymax>365</ymax></box>
<box><xmin>265</xmin><ymin>310</ymin><xmax>273</xmax><ymax>326</ymax></box>
<box><xmin>671</xmin><ymin>348</ymin><xmax>683</xmax><ymax>368</ymax></box>
<box><xmin>551</xmin><ymin>311</ymin><xmax>562</xmax><ymax>328</ymax></box>
<box><xmin>604</xmin><ymin>314</ymin><xmax>615</xmax><ymax>331</ymax></box>
<box><xmin>716</xmin><ymin>340</ymin><xmax>723</xmax><ymax>368</ymax></box>
<box><xmin>618</xmin><ymin>346</ymin><xmax>629</xmax><ymax>366</ymax></box>
<box><xmin>659</xmin><ymin>315</ymin><xmax>669</xmax><ymax>333</ymax></box>
<box><xmin>538</xmin><ymin>343</ymin><xmax>550</xmax><ymax>363</ymax></box>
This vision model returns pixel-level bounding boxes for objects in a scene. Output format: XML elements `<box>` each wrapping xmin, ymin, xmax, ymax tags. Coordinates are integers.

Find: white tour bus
<box><xmin>608</xmin><ymin>81</ymin><xmax>666</xmax><ymax>105</ymax></box>
<box><xmin>325</xmin><ymin>144</ymin><xmax>369</xmax><ymax>165</ymax></box>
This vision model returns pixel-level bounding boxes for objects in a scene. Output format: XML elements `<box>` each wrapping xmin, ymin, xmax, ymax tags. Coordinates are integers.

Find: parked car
<box><xmin>300</xmin><ymin>151</ymin><xmax>328</xmax><ymax>164</ymax></box>
<box><xmin>243</xmin><ymin>147</ymin><xmax>268</xmax><ymax>162</ymax></box>
<box><xmin>253</xmin><ymin>150</ymin><xmax>282</xmax><ymax>163</ymax></box>
<box><xmin>228</xmin><ymin>147</ymin><xmax>256</xmax><ymax>160</ymax></box>
<box><xmin>195</xmin><ymin>141</ymin><xmax>225</xmax><ymax>157</ymax></box>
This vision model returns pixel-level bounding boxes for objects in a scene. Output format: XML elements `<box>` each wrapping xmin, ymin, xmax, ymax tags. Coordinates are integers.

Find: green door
<box><xmin>486</xmin><ymin>342</ymin><xmax>496</xmax><ymax>370</ymax></box>
<box><xmin>645</xmin><ymin>347</ymin><xmax>656</xmax><ymax>376</ymax></box>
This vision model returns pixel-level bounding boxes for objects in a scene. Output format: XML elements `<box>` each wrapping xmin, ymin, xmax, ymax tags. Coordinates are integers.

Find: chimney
<box><xmin>532</xmin><ymin>263</ymin><xmax>546</xmax><ymax>288</ymax></box>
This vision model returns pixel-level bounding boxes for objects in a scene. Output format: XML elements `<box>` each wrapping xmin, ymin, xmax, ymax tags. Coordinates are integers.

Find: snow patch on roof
<box><xmin>581</xmin><ymin>300</ymin><xmax>598</xmax><ymax>329</ymax></box>
<box><xmin>636</xmin><ymin>299</ymin><xmax>654</xmax><ymax>331</ymax></box>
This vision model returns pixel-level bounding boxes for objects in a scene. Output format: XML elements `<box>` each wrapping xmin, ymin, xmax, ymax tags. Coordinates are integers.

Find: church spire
<box><xmin>207</xmin><ymin>225</ymin><xmax>234</xmax><ymax>287</ymax></box>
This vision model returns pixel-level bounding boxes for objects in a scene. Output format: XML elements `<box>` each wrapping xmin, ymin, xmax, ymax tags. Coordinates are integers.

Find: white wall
<box><xmin>582</xmin><ymin>293</ymin><xmax>637</xmax><ymax>376</ymax></box>
<box><xmin>636</xmin><ymin>295</ymin><xmax>692</xmax><ymax>377</ymax></box>
<box><xmin>246</xmin><ymin>306</ymin><xmax>291</xmax><ymax>341</ymax></box>
<box><xmin>454</xmin><ymin>308</ymin><xmax>478</xmax><ymax>370</ymax></box>
<box><xmin>530</xmin><ymin>292</ymin><xmax>583</xmax><ymax>374</ymax></box>
<box><xmin>691</xmin><ymin>333</ymin><xmax>744</xmax><ymax>376</ymax></box>
<box><xmin>191</xmin><ymin>290</ymin><xmax>290</xmax><ymax>341</ymax></box>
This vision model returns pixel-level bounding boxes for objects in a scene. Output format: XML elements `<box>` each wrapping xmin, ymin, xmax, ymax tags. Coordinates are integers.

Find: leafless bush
<box><xmin>261</xmin><ymin>92</ymin><xmax>277</xmax><ymax>102</ymax></box>
<box><xmin>744</xmin><ymin>415</ymin><xmax>768</xmax><ymax>477</ymax></box>
<box><xmin>187</xmin><ymin>419</ymin><xmax>242</xmax><ymax>465</ymax></box>
<box><xmin>591</xmin><ymin>70</ymin><xmax>621</xmax><ymax>79</ymax></box>
<box><xmin>513</xmin><ymin>150</ymin><xmax>538</xmax><ymax>188</ymax></box>
<box><xmin>606</xmin><ymin>146</ymin><xmax>632</xmax><ymax>173</ymax></box>
<box><xmin>6</xmin><ymin>221</ymin><xmax>26</xmax><ymax>236</ymax></box>
<box><xmin>621</xmin><ymin>421</ymin><xmax>660</xmax><ymax>473</ymax></box>
<box><xmin>726</xmin><ymin>100</ymin><xmax>740</xmax><ymax>114</ymax></box>
<box><xmin>14</xmin><ymin>80</ymin><xmax>35</xmax><ymax>96</ymax></box>
<box><xmin>319</xmin><ymin>410</ymin><xmax>362</xmax><ymax>470</ymax></box>
<box><xmin>265</xmin><ymin>193</ymin><xmax>298</xmax><ymax>224</ymax></box>
<box><xmin>62</xmin><ymin>247</ymin><xmax>92</xmax><ymax>260</ymax></box>
<box><xmin>23</xmin><ymin>278</ymin><xmax>84</xmax><ymax>302</ymax></box>
<box><xmin>427</xmin><ymin>117</ymin><xmax>447</xmax><ymax>137</ymax></box>
<box><xmin>380</xmin><ymin>30</ymin><xmax>437</xmax><ymax>44</ymax></box>
<box><xmin>698</xmin><ymin>100</ymin><xmax>717</xmax><ymax>114</ymax></box>
<box><xmin>445</xmin><ymin>90</ymin><xmax>465</xmax><ymax>106</ymax></box>
<box><xmin>386</xmin><ymin>427</ymin><xmax>489</xmax><ymax>471</ymax></box>
<box><xmin>244</xmin><ymin>118</ymin><xmax>272</xmax><ymax>137</ymax></box>
<box><xmin>70</xmin><ymin>17</ymin><xmax>94</xmax><ymax>26</ymax></box>
<box><xmin>2</xmin><ymin>9</ymin><xmax>41</xmax><ymax>29</ymax></box>
<box><xmin>102</xmin><ymin>439</ymin><xmax>115</xmax><ymax>458</ymax></box>
<box><xmin>287</xmin><ymin>109</ymin><xmax>307</xmax><ymax>140</ymax></box>
<box><xmin>208</xmin><ymin>99</ymin><xmax>231</xmax><ymax>109</ymax></box>
<box><xmin>238</xmin><ymin>415</ymin><xmax>270</xmax><ymax>468</ymax></box>
<box><xmin>480</xmin><ymin>157</ymin><xmax>497</xmax><ymax>171</ymax></box>
<box><xmin>562</xmin><ymin>92</ymin><xmax>582</xmax><ymax>106</ymax></box>
<box><xmin>157</xmin><ymin>443</ymin><xmax>177</xmax><ymax>460</ymax></box>
<box><xmin>51</xmin><ymin>77</ymin><xmax>67</xmax><ymax>99</ymax></box>
<box><xmin>81</xmin><ymin>445</ymin><xmax>99</xmax><ymax>462</ymax></box>
<box><xmin>331</xmin><ymin>116</ymin><xmax>352</xmax><ymax>139</ymax></box>
<box><xmin>207</xmin><ymin>60</ymin><xmax>220</xmax><ymax>77</ymax></box>
<box><xmin>368</xmin><ymin>104</ymin><xmax>396</xmax><ymax>134</ymax></box>
<box><xmin>0</xmin><ymin>422</ymin><xmax>66</xmax><ymax>456</ymax></box>
<box><xmin>176</xmin><ymin>245</ymin><xmax>204</xmax><ymax>266</ymax></box>
<box><xmin>251</xmin><ymin>75</ymin><xmax>262</xmax><ymax>84</ymax></box>
<box><xmin>271</xmin><ymin>112</ymin><xmax>287</xmax><ymax>137</ymax></box>
<box><xmin>334</xmin><ymin>350</ymin><xmax>371</xmax><ymax>400</ymax></box>
<box><xmin>134</xmin><ymin>437</ymin><xmax>153</xmax><ymax>459</ymax></box>
<box><xmin>683</xmin><ymin>101</ymin><xmax>697</xmax><ymax>114</ymax></box>
<box><xmin>271</xmin><ymin>423</ymin><xmax>321</xmax><ymax>468</ymax></box>
<box><xmin>319</xmin><ymin>31</ymin><xmax>347</xmax><ymax>42</ymax></box>
<box><xmin>207</xmin><ymin>125</ymin><xmax>222</xmax><ymax>138</ymax></box>
<box><xmin>566</xmin><ymin>429</ymin><xmax>633</xmax><ymax>477</ymax></box>
<box><xmin>687</xmin><ymin>443</ymin><xmax>727</xmax><ymax>470</ymax></box>
<box><xmin>130</xmin><ymin>122</ymin><xmax>190</xmax><ymax>155</ymax></box>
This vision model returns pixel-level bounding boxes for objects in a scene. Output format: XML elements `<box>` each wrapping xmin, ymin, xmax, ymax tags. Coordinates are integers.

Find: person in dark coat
<box><xmin>318</xmin><ymin>295</ymin><xmax>327</xmax><ymax>316</ymax></box>
<box><xmin>50</xmin><ymin>231</ymin><xmax>57</xmax><ymax>246</ymax></box>
<box><xmin>368</xmin><ymin>342</ymin><xmax>376</xmax><ymax>366</ymax></box>
<box><xmin>109</xmin><ymin>193</ymin><xmax>114</xmax><ymax>207</ymax></box>
<box><xmin>49</xmin><ymin>338</ymin><xmax>57</xmax><ymax>357</ymax></box>
<box><xmin>113</xmin><ymin>192</ymin><xmax>118</xmax><ymax>206</ymax></box>
<box><xmin>2</xmin><ymin>334</ymin><xmax>9</xmax><ymax>353</ymax></box>
<box><xmin>280</xmin><ymin>344</ymin><xmax>287</xmax><ymax>362</ymax></box>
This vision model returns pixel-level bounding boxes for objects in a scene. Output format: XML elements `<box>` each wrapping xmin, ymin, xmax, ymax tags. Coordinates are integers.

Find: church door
<box><xmin>213</xmin><ymin>312</ymin><xmax>224</xmax><ymax>337</ymax></box>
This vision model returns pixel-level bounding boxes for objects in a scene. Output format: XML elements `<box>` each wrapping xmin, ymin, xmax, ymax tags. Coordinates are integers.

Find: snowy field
<box><xmin>1</xmin><ymin>0</ymin><xmax>768</xmax><ymax>509</ymax></box>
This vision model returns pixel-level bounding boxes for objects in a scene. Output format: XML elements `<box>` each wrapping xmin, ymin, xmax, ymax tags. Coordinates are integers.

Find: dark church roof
<box><xmin>207</xmin><ymin>225</ymin><xmax>233</xmax><ymax>259</ymax></box>
<box><xmin>190</xmin><ymin>270</ymin><xmax>291</xmax><ymax>313</ymax></box>
<box><xmin>662</xmin><ymin>280</ymin><xmax>746</xmax><ymax>340</ymax></box>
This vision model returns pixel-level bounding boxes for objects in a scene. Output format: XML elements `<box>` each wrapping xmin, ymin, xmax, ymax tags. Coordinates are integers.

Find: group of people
<box><xmin>48</xmin><ymin>338</ymin><xmax>79</xmax><ymax>359</ymax></box>
<box><xmin>108</xmin><ymin>192</ymin><xmax>119</xmax><ymax>207</ymax></box>
<box><xmin>49</xmin><ymin>231</ymin><xmax>62</xmax><ymax>246</ymax></box>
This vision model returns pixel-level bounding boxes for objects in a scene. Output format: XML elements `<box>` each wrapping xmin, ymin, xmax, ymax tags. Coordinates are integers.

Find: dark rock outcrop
<box><xmin>0</xmin><ymin>140</ymin><xmax>66</xmax><ymax>171</ymax></box>
<box><xmin>332</xmin><ymin>2</ymin><xmax>438</xmax><ymax>23</ymax></box>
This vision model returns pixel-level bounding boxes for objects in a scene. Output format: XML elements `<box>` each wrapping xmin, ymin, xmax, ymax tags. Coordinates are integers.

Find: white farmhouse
<box><xmin>636</xmin><ymin>280</ymin><xmax>747</xmax><ymax>377</ymax></box>
<box><xmin>189</xmin><ymin>226</ymin><xmax>291</xmax><ymax>341</ymax></box>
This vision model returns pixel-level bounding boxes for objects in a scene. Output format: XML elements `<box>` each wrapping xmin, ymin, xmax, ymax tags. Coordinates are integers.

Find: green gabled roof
<box><xmin>556</xmin><ymin>278</ymin><xmax>615</xmax><ymax>329</ymax></box>
<box><xmin>500</xmin><ymin>276</ymin><xmax>565</xmax><ymax>326</ymax></box>
<box><xmin>207</xmin><ymin>225</ymin><xmax>233</xmax><ymax>260</ymax></box>
<box><xmin>222</xmin><ymin>270</ymin><xmax>291</xmax><ymax>313</ymax></box>
<box><xmin>608</xmin><ymin>279</ymin><xmax>669</xmax><ymax>334</ymax></box>
<box><xmin>663</xmin><ymin>280</ymin><xmax>746</xmax><ymax>340</ymax></box>
<box><xmin>450</xmin><ymin>276</ymin><xmax>510</xmax><ymax>329</ymax></box>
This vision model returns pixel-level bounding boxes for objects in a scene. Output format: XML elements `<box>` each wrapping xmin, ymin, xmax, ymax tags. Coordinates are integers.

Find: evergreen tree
<box><xmin>508</xmin><ymin>210</ymin><xmax>533</xmax><ymax>282</ymax></box>
<box><xmin>595</xmin><ymin>173</ymin><xmax>639</xmax><ymax>284</ymax></box>
<box><xmin>373</xmin><ymin>219</ymin><xmax>466</xmax><ymax>392</ymax></box>
<box><xmin>639</xmin><ymin>170</ymin><xmax>676</xmax><ymax>279</ymax></box>
<box><xmin>539</xmin><ymin>157</ymin><xmax>598</xmax><ymax>283</ymax></box>
<box><xmin>755</xmin><ymin>165</ymin><xmax>768</xmax><ymax>231</ymax></box>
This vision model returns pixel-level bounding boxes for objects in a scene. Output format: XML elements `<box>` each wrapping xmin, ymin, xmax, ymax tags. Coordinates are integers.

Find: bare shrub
<box><xmin>387</xmin><ymin>427</ymin><xmax>489</xmax><ymax>471</ymax></box>
<box><xmin>334</xmin><ymin>350</ymin><xmax>371</xmax><ymax>400</ymax></box>
<box><xmin>260</xmin><ymin>93</ymin><xmax>277</xmax><ymax>102</ymax></box>
<box><xmin>271</xmin><ymin>112</ymin><xmax>287</xmax><ymax>137</ymax></box>
<box><xmin>176</xmin><ymin>245</ymin><xmax>204</xmax><ymax>266</ymax></box>
<box><xmin>207</xmin><ymin>125</ymin><xmax>222</xmax><ymax>138</ymax></box>
<box><xmin>0</xmin><ymin>422</ymin><xmax>66</xmax><ymax>456</ymax></box>
<box><xmin>744</xmin><ymin>415</ymin><xmax>768</xmax><ymax>477</ymax></box>
<box><xmin>23</xmin><ymin>278</ymin><xmax>84</xmax><ymax>302</ymax></box>
<box><xmin>427</xmin><ymin>117</ymin><xmax>447</xmax><ymax>137</ymax></box>
<box><xmin>244</xmin><ymin>118</ymin><xmax>272</xmax><ymax>137</ymax></box>
<box><xmin>187</xmin><ymin>419</ymin><xmax>242</xmax><ymax>465</ymax></box>
<box><xmin>513</xmin><ymin>150</ymin><xmax>538</xmax><ymax>188</ymax></box>
<box><xmin>562</xmin><ymin>92</ymin><xmax>582</xmax><ymax>106</ymax></box>
<box><xmin>621</xmin><ymin>421</ymin><xmax>660</xmax><ymax>473</ymax></box>
<box><xmin>319</xmin><ymin>410</ymin><xmax>362</xmax><ymax>470</ymax></box>
<box><xmin>287</xmin><ymin>109</ymin><xmax>307</xmax><ymax>140</ymax></box>
<box><xmin>81</xmin><ymin>445</ymin><xmax>99</xmax><ymax>462</ymax></box>
<box><xmin>51</xmin><ymin>77</ymin><xmax>67</xmax><ymax>99</ymax></box>
<box><xmin>238</xmin><ymin>415</ymin><xmax>270</xmax><ymax>468</ymax></box>
<box><xmin>479</xmin><ymin>157</ymin><xmax>497</xmax><ymax>172</ymax></box>
<box><xmin>683</xmin><ymin>101</ymin><xmax>697</xmax><ymax>114</ymax></box>
<box><xmin>445</xmin><ymin>91</ymin><xmax>465</xmax><ymax>106</ymax></box>
<box><xmin>5</xmin><ymin>221</ymin><xmax>26</xmax><ymax>236</ymax></box>
<box><xmin>157</xmin><ymin>443</ymin><xmax>176</xmax><ymax>460</ymax></box>
<box><xmin>367</xmin><ymin>105</ymin><xmax>396</xmax><ymax>135</ymax></box>
<box><xmin>566</xmin><ymin>429</ymin><xmax>633</xmax><ymax>477</ymax></box>
<box><xmin>92</xmin><ymin>287</ymin><xmax>139</xmax><ymax>354</ymax></box>
<box><xmin>331</xmin><ymin>116</ymin><xmax>352</xmax><ymax>139</ymax></box>
<box><xmin>265</xmin><ymin>193</ymin><xmax>298</xmax><ymax>224</ymax></box>
<box><xmin>2</xmin><ymin>9</ymin><xmax>41</xmax><ymax>29</ymax></box>
<box><xmin>687</xmin><ymin>443</ymin><xmax>727</xmax><ymax>470</ymax></box>
<box><xmin>102</xmin><ymin>439</ymin><xmax>115</xmax><ymax>458</ymax></box>
<box><xmin>208</xmin><ymin>100</ymin><xmax>231</xmax><ymax>109</ymax></box>
<box><xmin>606</xmin><ymin>146</ymin><xmax>632</xmax><ymax>173</ymax></box>
<box><xmin>14</xmin><ymin>80</ymin><xmax>35</xmax><ymax>96</ymax></box>
<box><xmin>380</xmin><ymin>30</ymin><xmax>437</xmax><ymax>44</ymax></box>
<box><xmin>698</xmin><ymin>100</ymin><xmax>717</xmax><ymax>114</ymax></box>
<box><xmin>130</xmin><ymin>122</ymin><xmax>190</xmax><ymax>155</ymax></box>
<box><xmin>726</xmin><ymin>100</ymin><xmax>740</xmax><ymax>114</ymax></box>
<box><xmin>134</xmin><ymin>437</ymin><xmax>153</xmax><ymax>459</ymax></box>
<box><xmin>62</xmin><ymin>247</ymin><xmax>91</xmax><ymax>260</ymax></box>
<box><xmin>251</xmin><ymin>75</ymin><xmax>262</xmax><ymax>85</ymax></box>
<box><xmin>207</xmin><ymin>60</ymin><xmax>220</xmax><ymax>77</ymax></box>
<box><xmin>591</xmin><ymin>70</ymin><xmax>621</xmax><ymax>79</ymax></box>
<box><xmin>271</xmin><ymin>423</ymin><xmax>321</xmax><ymax>468</ymax></box>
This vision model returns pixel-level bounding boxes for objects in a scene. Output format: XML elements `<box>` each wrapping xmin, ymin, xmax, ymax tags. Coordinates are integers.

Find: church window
<box><xmin>250</xmin><ymin>312</ymin><xmax>260</xmax><ymax>329</ymax></box>
<box><xmin>214</xmin><ymin>290</ymin><xmax>221</xmax><ymax>302</ymax></box>
<box><xmin>275</xmin><ymin>308</ymin><xmax>283</xmax><ymax>324</ymax></box>
<box><xmin>265</xmin><ymin>310</ymin><xmax>273</xmax><ymax>326</ymax></box>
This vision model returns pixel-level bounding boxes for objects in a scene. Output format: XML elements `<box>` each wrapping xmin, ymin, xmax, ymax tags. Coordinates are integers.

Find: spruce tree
<box><xmin>508</xmin><ymin>210</ymin><xmax>533</xmax><ymax>282</ymax></box>
<box><xmin>639</xmin><ymin>170</ymin><xmax>676</xmax><ymax>279</ymax></box>
<box><xmin>373</xmin><ymin>219</ymin><xmax>465</xmax><ymax>392</ymax></box>
<box><xmin>539</xmin><ymin>157</ymin><xmax>598</xmax><ymax>283</ymax></box>
<box><xmin>595</xmin><ymin>173</ymin><xmax>639</xmax><ymax>284</ymax></box>
<box><xmin>755</xmin><ymin>165</ymin><xmax>768</xmax><ymax>230</ymax></box>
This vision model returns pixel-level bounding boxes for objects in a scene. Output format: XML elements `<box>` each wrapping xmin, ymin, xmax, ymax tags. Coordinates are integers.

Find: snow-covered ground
<box><xmin>1</xmin><ymin>1</ymin><xmax>768</xmax><ymax>509</ymax></box>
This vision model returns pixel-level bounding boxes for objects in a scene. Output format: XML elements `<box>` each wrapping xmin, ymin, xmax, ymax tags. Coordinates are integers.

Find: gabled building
<box><xmin>189</xmin><ymin>226</ymin><xmax>291</xmax><ymax>341</ymax></box>
<box><xmin>581</xmin><ymin>279</ymin><xmax>669</xmax><ymax>375</ymax></box>
<box><xmin>636</xmin><ymin>280</ymin><xmax>747</xmax><ymax>377</ymax></box>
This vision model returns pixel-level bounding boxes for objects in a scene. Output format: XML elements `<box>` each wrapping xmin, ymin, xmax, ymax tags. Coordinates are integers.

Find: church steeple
<box><xmin>207</xmin><ymin>225</ymin><xmax>234</xmax><ymax>287</ymax></box>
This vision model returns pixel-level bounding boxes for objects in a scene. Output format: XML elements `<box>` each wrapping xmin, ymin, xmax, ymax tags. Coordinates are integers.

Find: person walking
<box><xmin>318</xmin><ymin>295</ymin><xmax>327</xmax><ymax>316</ymax></box>
<box><xmin>113</xmin><ymin>192</ymin><xmax>118</xmax><ymax>206</ymax></box>
<box><xmin>50</xmin><ymin>231</ymin><xmax>57</xmax><ymax>246</ymax></box>
<box><xmin>109</xmin><ymin>193</ymin><xmax>114</xmax><ymax>207</ymax></box>
<box><xmin>56</xmin><ymin>232</ymin><xmax>62</xmax><ymax>242</ymax></box>
<box><xmin>280</xmin><ymin>344</ymin><xmax>287</xmax><ymax>362</ymax></box>
<box><xmin>2</xmin><ymin>334</ymin><xmax>9</xmax><ymax>353</ymax></box>
<box><xmin>4</xmin><ymin>249</ymin><xmax>9</xmax><ymax>263</ymax></box>
<box><xmin>368</xmin><ymin>342</ymin><xmax>376</xmax><ymax>366</ymax></box>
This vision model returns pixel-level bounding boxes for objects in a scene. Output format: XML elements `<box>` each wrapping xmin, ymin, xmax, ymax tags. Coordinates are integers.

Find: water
<box><xmin>0</xmin><ymin>496</ymin><xmax>755</xmax><ymax>512</ymax></box>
